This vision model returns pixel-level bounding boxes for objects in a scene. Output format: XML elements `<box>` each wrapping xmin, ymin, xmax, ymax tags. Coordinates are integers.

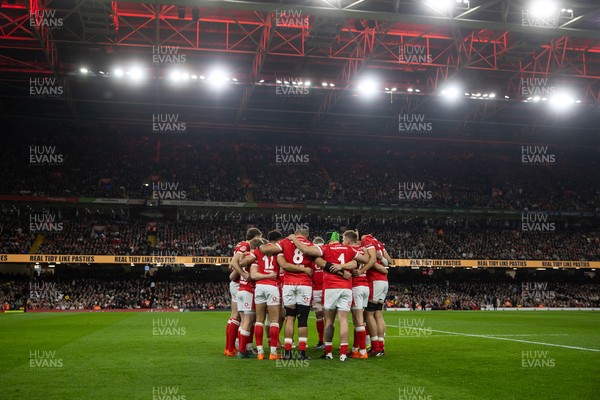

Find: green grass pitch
<box><xmin>1</xmin><ymin>311</ymin><xmax>599</xmax><ymax>400</ymax></box>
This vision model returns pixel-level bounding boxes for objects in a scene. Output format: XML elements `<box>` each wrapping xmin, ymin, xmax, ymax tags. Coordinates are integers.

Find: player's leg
<box><xmin>365</xmin><ymin>303</ymin><xmax>378</xmax><ymax>355</ymax></box>
<box><xmin>373</xmin><ymin>281</ymin><xmax>389</xmax><ymax>357</ymax></box>
<box><xmin>336</xmin><ymin>289</ymin><xmax>353</xmax><ymax>362</ymax></box>
<box><xmin>295</xmin><ymin>285</ymin><xmax>312</xmax><ymax>359</ymax></box>
<box><xmin>266</xmin><ymin>301</ymin><xmax>281</xmax><ymax>359</ymax></box>
<box><xmin>237</xmin><ymin>291</ymin><xmax>255</xmax><ymax>358</ymax></box>
<box><xmin>351</xmin><ymin>286</ymin><xmax>369</xmax><ymax>358</ymax></box>
<box><xmin>321</xmin><ymin>288</ymin><xmax>338</xmax><ymax>359</ymax></box>
<box><xmin>313</xmin><ymin>289</ymin><xmax>325</xmax><ymax>349</ymax></box>
<box><xmin>254</xmin><ymin>288</ymin><xmax>267</xmax><ymax>360</ymax></box>
<box><xmin>282</xmin><ymin>285</ymin><xmax>297</xmax><ymax>360</ymax></box>
<box><xmin>225</xmin><ymin>282</ymin><xmax>241</xmax><ymax>355</ymax></box>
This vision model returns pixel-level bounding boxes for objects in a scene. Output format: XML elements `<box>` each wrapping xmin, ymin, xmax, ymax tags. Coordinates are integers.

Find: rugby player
<box><xmin>224</xmin><ymin>227</ymin><xmax>262</xmax><ymax>356</ymax></box>
<box><xmin>260</xmin><ymin>229</ymin><xmax>314</xmax><ymax>360</ymax></box>
<box><xmin>311</xmin><ymin>236</ymin><xmax>325</xmax><ymax>349</ymax></box>
<box><xmin>236</xmin><ymin>237</ymin><xmax>263</xmax><ymax>358</ymax></box>
<box><xmin>358</xmin><ymin>229</ymin><xmax>393</xmax><ymax>357</ymax></box>
<box><xmin>290</xmin><ymin>230</ymin><xmax>369</xmax><ymax>361</ymax></box>
<box><xmin>241</xmin><ymin>230</ymin><xmax>283</xmax><ymax>360</ymax></box>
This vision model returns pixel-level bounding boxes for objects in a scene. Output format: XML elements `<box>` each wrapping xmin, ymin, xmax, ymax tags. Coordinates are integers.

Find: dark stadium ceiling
<box><xmin>0</xmin><ymin>0</ymin><xmax>599</xmax><ymax>144</ymax></box>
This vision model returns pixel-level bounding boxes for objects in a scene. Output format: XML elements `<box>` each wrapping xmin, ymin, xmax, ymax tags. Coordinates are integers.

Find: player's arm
<box><xmin>371</xmin><ymin>262</ymin><xmax>389</xmax><ymax>274</ymax></box>
<box><xmin>230</xmin><ymin>253</ymin><xmax>249</xmax><ymax>280</ymax></box>
<box><xmin>357</xmin><ymin>246</ymin><xmax>377</xmax><ymax>275</ymax></box>
<box><xmin>250</xmin><ymin>264</ymin><xmax>277</xmax><ymax>281</ymax></box>
<box><xmin>288</xmin><ymin>234</ymin><xmax>322</xmax><ymax>258</ymax></box>
<box><xmin>314</xmin><ymin>258</ymin><xmax>352</xmax><ymax>279</ymax></box>
<box><xmin>277</xmin><ymin>255</ymin><xmax>313</xmax><ymax>276</ymax></box>
<box><xmin>383</xmin><ymin>248</ymin><xmax>394</xmax><ymax>266</ymax></box>
<box><xmin>229</xmin><ymin>268</ymin><xmax>239</xmax><ymax>281</ymax></box>
<box><xmin>259</xmin><ymin>243</ymin><xmax>281</xmax><ymax>256</ymax></box>
<box><xmin>239</xmin><ymin>252</ymin><xmax>256</xmax><ymax>268</ymax></box>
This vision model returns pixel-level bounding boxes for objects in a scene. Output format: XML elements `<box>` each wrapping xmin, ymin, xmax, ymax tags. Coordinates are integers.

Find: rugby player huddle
<box><xmin>223</xmin><ymin>226</ymin><xmax>392</xmax><ymax>362</ymax></box>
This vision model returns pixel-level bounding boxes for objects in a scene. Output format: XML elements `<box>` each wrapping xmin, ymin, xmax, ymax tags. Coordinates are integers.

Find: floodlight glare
<box><xmin>80</xmin><ymin>67</ymin><xmax>89</xmax><ymax>74</ymax></box>
<box><xmin>426</xmin><ymin>0</ymin><xmax>454</xmax><ymax>13</ymax></box>
<box><xmin>357</xmin><ymin>79</ymin><xmax>378</xmax><ymax>96</ymax></box>
<box><xmin>114</xmin><ymin>68</ymin><xmax>124</xmax><ymax>78</ymax></box>
<box><xmin>128</xmin><ymin>66</ymin><xmax>144</xmax><ymax>81</ymax></box>
<box><xmin>304</xmin><ymin>81</ymin><xmax>311</xmax><ymax>86</ymax></box>
<box><xmin>528</xmin><ymin>1</ymin><xmax>558</xmax><ymax>18</ymax></box>
<box><xmin>441</xmin><ymin>85</ymin><xmax>460</xmax><ymax>99</ymax></box>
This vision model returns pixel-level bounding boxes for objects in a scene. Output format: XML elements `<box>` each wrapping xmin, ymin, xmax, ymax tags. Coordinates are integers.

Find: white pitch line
<box><xmin>385</xmin><ymin>325</ymin><xmax>599</xmax><ymax>352</ymax></box>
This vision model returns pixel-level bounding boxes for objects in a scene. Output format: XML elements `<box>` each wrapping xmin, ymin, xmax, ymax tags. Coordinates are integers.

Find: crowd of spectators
<box><xmin>1</xmin><ymin>269</ymin><xmax>597</xmax><ymax>311</ymax></box>
<box><xmin>3</xmin><ymin>130</ymin><xmax>600</xmax><ymax>211</ymax></box>
<box><xmin>1</xmin><ymin>212</ymin><xmax>599</xmax><ymax>261</ymax></box>
<box><xmin>0</xmin><ymin>269</ymin><xmax>230</xmax><ymax>311</ymax></box>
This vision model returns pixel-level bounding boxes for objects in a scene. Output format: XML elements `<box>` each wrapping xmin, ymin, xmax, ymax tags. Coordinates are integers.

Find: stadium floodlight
<box><xmin>549</xmin><ymin>92</ymin><xmax>576</xmax><ymax>110</ymax></box>
<box><xmin>80</xmin><ymin>67</ymin><xmax>89</xmax><ymax>74</ymax></box>
<box><xmin>169</xmin><ymin>69</ymin><xmax>189</xmax><ymax>82</ymax></box>
<box><xmin>357</xmin><ymin>78</ymin><xmax>378</xmax><ymax>96</ymax></box>
<box><xmin>527</xmin><ymin>1</ymin><xmax>559</xmax><ymax>18</ymax></box>
<box><xmin>207</xmin><ymin>68</ymin><xmax>229</xmax><ymax>89</ymax></box>
<box><xmin>440</xmin><ymin>84</ymin><xmax>461</xmax><ymax>99</ymax></box>
<box><xmin>425</xmin><ymin>0</ymin><xmax>455</xmax><ymax>13</ymax></box>
<box><xmin>128</xmin><ymin>66</ymin><xmax>145</xmax><ymax>82</ymax></box>
<box><xmin>113</xmin><ymin>68</ymin><xmax>124</xmax><ymax>78</ymax></box>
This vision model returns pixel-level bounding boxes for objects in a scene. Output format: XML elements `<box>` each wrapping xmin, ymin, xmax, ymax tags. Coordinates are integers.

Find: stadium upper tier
<box><xmin>2</xmin><ymin>132</ymin><xmax>599</xmax><ymax>211</ymax></box>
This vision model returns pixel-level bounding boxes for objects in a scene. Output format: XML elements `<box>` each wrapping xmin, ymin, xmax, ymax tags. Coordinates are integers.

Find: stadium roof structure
<box><xmin>1</xmin><ymin>0</ymin><xmax>599</xmax><ymax>144</ymax></box>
